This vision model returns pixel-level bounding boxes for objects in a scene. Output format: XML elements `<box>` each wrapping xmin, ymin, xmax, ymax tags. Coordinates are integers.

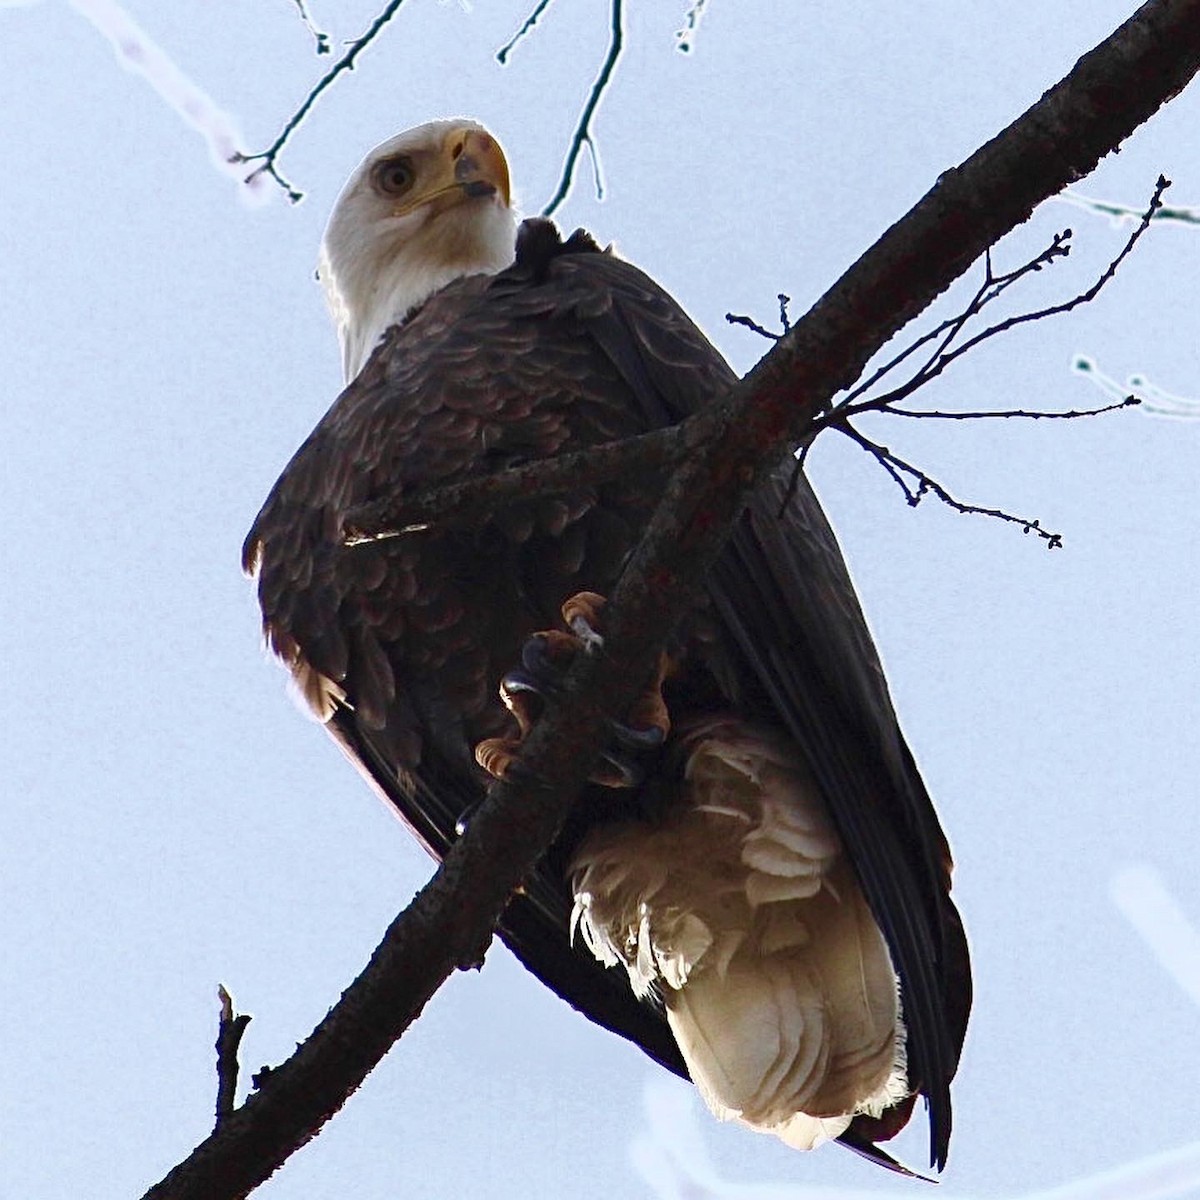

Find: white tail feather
<box><xmin>570</xmin><ymin>719</ymin><xmax>906</xmax><ymax>1150</ymax></box>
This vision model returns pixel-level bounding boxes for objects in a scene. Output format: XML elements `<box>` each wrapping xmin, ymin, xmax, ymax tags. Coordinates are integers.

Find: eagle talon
<box><xmin>475</xmin><ymin>591</ymin><xmax>670</xmax><ymax>788</ymax></box>
<box><xmin>608</xmin><ymin>719</ymin><xmax>666</xmax><ymax>752</ymax></box>
<box><xmin>516</xmin><ymin>634</ymin><xmax>571</xmax><ymax>696</ymax></box>
<box><xmin>593</xmin><ymin>744</ymin><xmax>657</xmax><ymax>788</ymax></box>
<box><xmin>499</xmin><ymin>667</ymin><xmax>550</xmax><ymax>702</ymax></box>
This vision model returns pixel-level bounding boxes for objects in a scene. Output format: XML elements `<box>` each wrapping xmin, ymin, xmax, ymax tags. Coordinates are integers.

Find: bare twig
<box><xmin>736</xmin><ymin>220</ymin><xmax>1139</xmax><ymax>544</ymax></box>
<box><xmin>343</xmin><ymin>425</ymin><xmax>686</xmax><ymax>543</ymax></box>
<box><xmin>777</xmin><ymin>293</ymin><xmax>793</xmax><ymax>333</ymax></box>
<box><xmin>840</xmin><ymin>227</ymin><xmax>1075</xmax><ymax>412</ymax></box>
<box><xmin>725</xmin><ymin>311</ymin><xmax>781</xmax><ymax>340</ymax></box>
<box><xmin>140</xmin><ymin>4</ymin><xmax>1200</xmax><ymax>1196</ymax></box>
<box><xmin>900</xmin><ymin>174</ymin><xmax>1170</xmax><ymax>385</ymax></box>
<box><xmin>214</xmin><ymin>986</ymin><xmax>252</xmax><ymax>1132</ymax></box>
<box><xmin>841</xmin><ymin>423</ymin><xmax>1064</xmax><ymax>547</ymax></box>
<box><xmin>812</xmin><ymin>183</ymin><xmax>1163</xmax><ymax>541</ymax></box>
<box><xmin>825</xmin><ymin>176</ymin><xmax>1161</xmax><ymax>427</ymax></box>
<box><xmin>496</xmin><ymin>0</ymin><xmax>558</xmax><ymax>64</ymax></box>
<box><xmin>234</xmin><ymin>0</ymin><xmax>411</xmax><ymax>201</ymax></box>
<box><xmin>725</xmin><ymin>293</ymin><xmax>793</xmax><ymax>341</ymax></box>
<box><xmin>288</xmin><ymin>0</ymin><xmax>331</xmax><ymax>54</ymax></box>
<box><xmin>875</xmin><ymin>395</ymin><xmax>1141</xmax><ymax>421</ymax></box>
<box><xmin>540</xmin><ymin>0</ymin><xmax>625</xmax><ymax>216</ymax></box>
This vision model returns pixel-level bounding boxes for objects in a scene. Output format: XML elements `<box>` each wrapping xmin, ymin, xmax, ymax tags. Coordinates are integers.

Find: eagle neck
<box><xmin>327</xmin><ymin>204</ymin><xmax>517</xmax><ymax>383</ymax></box>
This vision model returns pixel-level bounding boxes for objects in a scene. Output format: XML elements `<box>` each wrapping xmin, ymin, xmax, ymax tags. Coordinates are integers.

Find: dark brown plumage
<box><xmin>244</xmin><ymin>219</ymin><xmax>970</xmax><ymax>1171</ymax></box>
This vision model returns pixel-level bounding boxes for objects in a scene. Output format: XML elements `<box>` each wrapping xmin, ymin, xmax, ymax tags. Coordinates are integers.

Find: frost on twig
<box><xmin>676</xmin><ymin>0</ymin><xmax>711</xmax><ymax>54</ymax></box>
<box><xmin>67</xmin><ymin>0</ymin><xmax>270</xmax><ymax>204</ymax></box>
<box><xmin>728</xmin><ymin>176</ymin><xmax>1170</xmax><ymax>548</ymax></box>
<box><xmin>1059</xmin><ymin>189</ymin><xmax>1200</xmax><ymax>226</ymax></box>
<box><xmin>288</xmin><ymin>0</ymin><xmax>331</xmax><ymax>55</ymax></box>
<box><xmin>1075</xmin><ymin>356</ymin><xmax>1200</xmax><ymax>420</ymax></box>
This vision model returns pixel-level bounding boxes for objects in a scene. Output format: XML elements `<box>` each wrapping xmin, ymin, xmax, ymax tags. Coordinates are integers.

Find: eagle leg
<box><xmin>475</xmin><ymin>591</ymin><xmax>671</xmax><ymax>788</ymax></box>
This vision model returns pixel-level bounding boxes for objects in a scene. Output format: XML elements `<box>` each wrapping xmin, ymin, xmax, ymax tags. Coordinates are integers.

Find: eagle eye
<box><xmin>375</xmin><ymin>157</ymin><xmax>415</xmax><ymax>196</ymax></box>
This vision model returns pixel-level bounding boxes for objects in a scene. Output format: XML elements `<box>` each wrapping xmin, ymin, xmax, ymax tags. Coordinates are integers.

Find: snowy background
<box><xmin>2</xmin><ymin>3</ymin><xmax>1199</xmax><ymax>1198</ymax></box>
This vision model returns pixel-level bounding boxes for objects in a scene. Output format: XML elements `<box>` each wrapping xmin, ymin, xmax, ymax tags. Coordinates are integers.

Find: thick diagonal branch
<box><xmin>141</xmin><ymin>2</ymin><xmax>1200</xmax><ymax>1196</ymax></box>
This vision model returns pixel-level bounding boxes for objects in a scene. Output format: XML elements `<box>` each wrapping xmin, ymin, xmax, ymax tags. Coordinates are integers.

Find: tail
<box><xmin>570</xmin><ymin>719</ymin><xmax>906</xmax><ymax>1149</ymax></box>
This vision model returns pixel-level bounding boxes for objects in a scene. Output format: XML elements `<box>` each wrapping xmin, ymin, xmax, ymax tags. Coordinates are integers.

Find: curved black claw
<box><xmin>594</xmin><ymin>718</ymin><xmax>666</xmax><ymax>788</ymax></box>
<box><xmin>454</xmin><ymin>800</ymin><xmax>481</xmax><ymax>838</ymax></box>
<box><xmin>501</xmin><ymin>635</ymin><xmax>565</xmax><ymax>702</ymax></box>
<box><xmin>608</xmin><ymin>720</ymin><xmax>667</xmax><ymax>752</ymax></box>
<box><xmin>498</xmin><ymin>627</ymin><xmax>666</xmax><ymax>790</ymax></box>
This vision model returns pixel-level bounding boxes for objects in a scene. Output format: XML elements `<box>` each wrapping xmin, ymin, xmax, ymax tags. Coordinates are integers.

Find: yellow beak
<box><xmin>395</xmin><ymin>126</ymin><xmax>511</xmax><ymax>217</ymax></box>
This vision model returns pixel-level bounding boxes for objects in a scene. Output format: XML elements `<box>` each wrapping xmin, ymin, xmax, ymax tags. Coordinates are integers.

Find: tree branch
<box><xmin>879</xmin><ymin>174</ymin><xmax>1168</xmax><ymax>394</ymax></box>
<box><xmin>496</xmin><ymin>0</ymin><xmax>559</xmax><ymax>64</ymax></box>
<box><xmin>836</xmin><ymin>229</ymin><xmax>1075</xmax><ymax>410</ymax></box>
<box><xmin>840</xmin><ymin>422</ymin><xmax>1065</xmax><ymax>547</ymax></box>
<box><xmin>871</xmin><ymin>395</ymin><xmax>1141</xmax><ymax>421</ymax></box>
<box><xmin>234</xmin><ymin>0</ymin><xmax>411</xmax><ymax>201</ymax></box>
<box><xmin>142</xmin><ymin>2</ymin><xmax>1200</xmax><ymax>1195</ymax></box>
<box><xmin>539</xmin><ymin>0</ymin><xmax>625</xmax><ymax>216</ymax></box>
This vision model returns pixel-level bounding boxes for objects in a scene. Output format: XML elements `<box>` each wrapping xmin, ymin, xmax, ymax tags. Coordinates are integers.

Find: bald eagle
<box><xmin>244</xmin><ymin>120</ymin><xmax>970</xmax><ymax>1172</ymax></box>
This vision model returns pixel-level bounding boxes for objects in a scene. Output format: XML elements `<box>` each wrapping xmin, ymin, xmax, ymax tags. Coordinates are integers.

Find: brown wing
<box><xmin>244</xmin><ymin>219</ymin><xmax>969</xmax><ymax>1168</ymax></box>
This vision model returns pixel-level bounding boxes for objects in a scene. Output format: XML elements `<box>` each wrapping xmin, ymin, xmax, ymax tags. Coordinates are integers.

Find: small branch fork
<box><xmin>726</xmin><ymin>293</ymin><xmax>793</xmax><ymax>341</ymax></box>
<box><xmin>232</xmin><ymin>0</ymin><xmax>411</xmax><ymax>201</ymax></box>
<box><xmin>533</xmin><ymin>0</ymin><xmax>625</xmax><ymax>216</ymax></box>
<box><xmin>843</xmin><ymin>426</ymin><xmax>1067</xmax><ymax>546</ymax></box>
<box><xmin>241</xmin><ymin>0</ymin><xmax>632</xmax><ymax>209</ymax></box>
<box><xmin>726</xmin><ymin>175</ymin><xmax>1168</xmax><ymax>547</ymax></box>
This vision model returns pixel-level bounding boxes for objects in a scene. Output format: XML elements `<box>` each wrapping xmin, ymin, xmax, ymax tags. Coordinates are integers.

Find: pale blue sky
<box><xmin>2</xmin><ymin>3</ymin><xmax>1199</xmax><ymax>1198</ymax></box>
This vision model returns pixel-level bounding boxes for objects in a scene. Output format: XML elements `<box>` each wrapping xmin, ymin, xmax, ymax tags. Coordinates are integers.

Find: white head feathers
<box><xmin>318</xmin><ymin>119</ymin><xmax>518</xmax><ymax>382</ymax></box>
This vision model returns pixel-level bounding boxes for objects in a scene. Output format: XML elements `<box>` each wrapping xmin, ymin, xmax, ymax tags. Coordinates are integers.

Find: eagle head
<box><xmin>319</xmin><ymin>119</ymin><xmax>517</xmax><ymax>382</ymax></box>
